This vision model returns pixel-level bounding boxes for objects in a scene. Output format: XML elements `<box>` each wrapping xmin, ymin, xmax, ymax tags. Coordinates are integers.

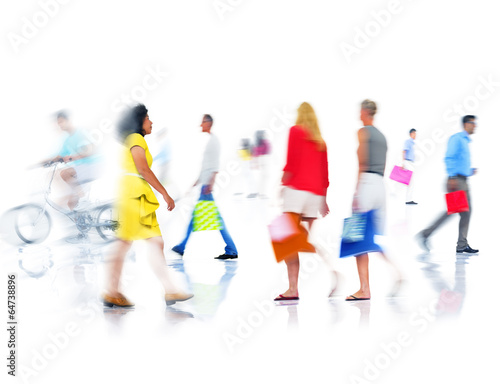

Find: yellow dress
<box><xmin>116</xmin><ymin>133</ymin><xmax>161</xmax><ymax>240</ymax></box>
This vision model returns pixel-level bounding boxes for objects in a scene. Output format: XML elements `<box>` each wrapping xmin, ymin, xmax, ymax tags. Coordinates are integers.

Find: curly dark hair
<box><xmin>117</xmin><ymin>104</ymin><xmax>148</xmax><ymax>142</ymax></box>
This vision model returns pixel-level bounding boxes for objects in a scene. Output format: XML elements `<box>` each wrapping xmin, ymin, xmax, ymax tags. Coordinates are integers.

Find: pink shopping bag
<box><xmin>389</xmin><ymin>166</ymin><xmax>413</xmax><ymax>185</ymax></box>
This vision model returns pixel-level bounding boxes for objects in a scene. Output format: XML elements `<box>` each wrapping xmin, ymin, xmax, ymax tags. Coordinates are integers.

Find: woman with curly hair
<box><xmin>102</xmin><ymin>104</ymin><xmax>193</xmax><ymax>307</ymax></box>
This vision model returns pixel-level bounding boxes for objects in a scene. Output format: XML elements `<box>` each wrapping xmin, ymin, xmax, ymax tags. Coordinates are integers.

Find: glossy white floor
<box><xmin>1</xmin><ymin>179</ymin><xmax>496</xmax><ymax>384</ymax></box>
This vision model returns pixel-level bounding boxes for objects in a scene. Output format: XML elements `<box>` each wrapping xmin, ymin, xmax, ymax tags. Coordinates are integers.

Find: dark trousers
<box><xmin>422</xmin><ymin>177</ymin><xmax>471</xmax><ymax>249</ymax></box>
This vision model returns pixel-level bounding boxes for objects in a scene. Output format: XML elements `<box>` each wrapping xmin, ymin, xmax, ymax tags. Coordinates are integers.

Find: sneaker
<box><xmin>456</xmin><ymin>246</ymin><xmax>479</xmax><ymax>254</ymax></box>
<box><xmin>214</xmin><ymin>254</ymin><xmax>238</xmax><ymax>260</ymax></box>
<box><xmin>416</xmin><ymin>232</ymin><xmax>430</xmax><ymax>253</ymax></box>
<box><xmin>171</xmin><ymin>245</ymin><xmax>184</xmax><ymax>256</ymax></box>
<box><xmin>406</xmin><ymin>201</ymin><xmax>418</xmax><ymax>205</ymax></box>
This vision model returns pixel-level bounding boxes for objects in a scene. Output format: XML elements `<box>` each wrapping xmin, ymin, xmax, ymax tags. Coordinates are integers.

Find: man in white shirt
<box><xmin>172</xmin><ymin>115</ymin><xmax>238</xmax><ymax>259</ymax></box>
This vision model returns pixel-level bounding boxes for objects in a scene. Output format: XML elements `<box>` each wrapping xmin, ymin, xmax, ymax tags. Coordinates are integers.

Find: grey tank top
<box><xmin>366</xmin><ymin>125</ymin><xmax>387</xmax><ymax>176</ymax></box>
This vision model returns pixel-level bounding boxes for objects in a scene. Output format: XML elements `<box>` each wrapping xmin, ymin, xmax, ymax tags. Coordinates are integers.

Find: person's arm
<box><xmin>402</xmin><ymin>150</ymin><xmax>407</xmax><ymax>168</ymax></box>
<box><xmin>203</xmin><ymin>172</ymin><xmax>218</xmax><ymax>194</ymax></box>
<box><xmin>445</xmin><ymin>135</ymin><xmax>460</xmax><ymax>190</ymax></box>
<box><xmin>70</xmin><ymin>142</ymin><xmax>94</xmax><ymax>162</ymax></box>
<box><xmin>130</xmin><ymin>146</ymin><xmax>175</xmax><ymax>211</ymax></box>
<box><xmin>320</xmin><ymin>148</ymin><xmax>330</xmax><ymax>217</ymax></box>
<box><xmin>353</xmin><ymin>128</ymin><xmax>369</xmax><ymax>212</ymax></box>
<box><xmin>356</xmin><ymin>127</ymin><xmax>370</xmax><ymax>183</ymax></box>
<box><xmin>402</xmin><ymin>140</ymin><xmax>411</xmax><ymax>168</ymax></box>
<box><xmin>282</xmin><ymin>127</ymin><xmax>301</xmax><ymax>184</ymax></box>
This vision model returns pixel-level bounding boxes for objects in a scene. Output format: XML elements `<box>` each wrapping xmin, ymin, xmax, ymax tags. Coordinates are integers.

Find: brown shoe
<box><xmin>102</xmin><ymin>293</ymin><xmax>135</xmax><ymax>308</ymax></box>
<box><xmin>165</xmin><ymin>292</ymin><xmax>194</xmax><ymax>306</ymax></box>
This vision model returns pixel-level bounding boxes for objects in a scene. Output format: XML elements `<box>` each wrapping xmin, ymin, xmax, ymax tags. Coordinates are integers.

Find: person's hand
<box><xmin>320</xmin><ymin>199</ymin><xmax>330</xmax><ymax>218</ymax></box>
<box><xmin>473</xmin><ymin>168</ymin><xmax>478</xmax><ymax>175</ymax></box>
<box><xmin>352</xmin><ymin>194</ymin><xmax>360</xmax><ymax>213</ymax></box>
<box><xmin>163</xmin><ymin>193</ymin><xmax>175</xmax><ymax>211</ymax></box>
<box><xmin>448</xmin><ymin>178</ymin><xmax>459</xmax><ymax>191</ymax></box>
<box><xmin>203</xmin><ymin>183</ymin><xmax>213</xmax><ymax>195</ymax></box>
<box><xmin>281</xmin><ymin>171</ymin><xmax>292</xmax><ymax>185</ymax></box>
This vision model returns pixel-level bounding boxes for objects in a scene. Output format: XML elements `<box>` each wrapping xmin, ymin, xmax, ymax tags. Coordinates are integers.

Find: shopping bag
<box><xmin>268</xmin><ymin>213</ymin><xmax>315</xmax><ymax>263</ymax></box>
<box><xmin>340</xmin><ymin>210</ymin><xmax>383</xmax><ymax>258</ymax></box>
<box><xmin>445</xmin><ymin>190</ymin><xmax>469</xmax><ymax>215</ymax></box>
<box><xmin>341</xmin><ymin>213</ymin><xmax>367</xmax><ymax>242</ymax></box>
<box><xmin>389</xmin><ymin>166</ymin><xmax>413</xmax><ymax>185</ymax></box>
<box><xmin>192</xmin><ymin>200</ymin><xmax>223</xmax><ymax>231</ymax></box>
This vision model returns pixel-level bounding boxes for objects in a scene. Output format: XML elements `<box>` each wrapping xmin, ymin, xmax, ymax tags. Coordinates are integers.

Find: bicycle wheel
<box><xmin>14</xmin><ymin>204</ymin><xmax>51</xmax><ymax>244</ymax></box>
<box><xmin>95</xmin><ymin>203</ymin><xmax>119</xmax><ymax>242</ymax></box>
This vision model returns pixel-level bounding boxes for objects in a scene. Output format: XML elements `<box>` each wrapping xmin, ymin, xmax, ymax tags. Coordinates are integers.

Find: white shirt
<box><xmin>198</xmin><ymin>133</ymin><xmax>220</xmax><ymax>185</ymax></box>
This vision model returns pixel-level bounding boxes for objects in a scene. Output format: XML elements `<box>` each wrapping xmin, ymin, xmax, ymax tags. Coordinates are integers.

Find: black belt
<box><xmin>365</xmin><ymin>170</ymin><xmax>384</xmax><ymax>177</ymax></box>
<box><xmin>450</xmin><ymin>175</ymin><xmax>467</xmax><ymax>180</ymax></box>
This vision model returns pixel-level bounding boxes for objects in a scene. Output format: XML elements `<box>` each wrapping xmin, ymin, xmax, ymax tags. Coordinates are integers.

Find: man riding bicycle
<box><xmin>43</xmin><ymin>110</ymin><xmax>100</xmax><ymax>211</ymax></box>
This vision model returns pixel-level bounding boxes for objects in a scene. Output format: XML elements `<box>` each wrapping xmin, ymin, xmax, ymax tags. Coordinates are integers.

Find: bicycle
<box><xmin>8</xmin><ymin>160</ymin><xmax>119</xmax><ymax>244</ymax></box>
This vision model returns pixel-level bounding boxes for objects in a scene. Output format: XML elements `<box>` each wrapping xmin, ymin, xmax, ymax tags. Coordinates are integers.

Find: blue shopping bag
<box><xmin>340</xmin><ymin>210</ymin><xmax>383</xmax><ymax>258</ymax></box>
<box><xmin>341</xmin><ymin>213</ymin><xmax>367</xmax><ymax>242</ymax></box>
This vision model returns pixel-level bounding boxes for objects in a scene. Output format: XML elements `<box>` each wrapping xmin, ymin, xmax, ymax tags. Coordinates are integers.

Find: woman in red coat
<box><xmin>275</xmin><ymin>102</ymin><xmax>330</xmax><ymax>301</ymax></box>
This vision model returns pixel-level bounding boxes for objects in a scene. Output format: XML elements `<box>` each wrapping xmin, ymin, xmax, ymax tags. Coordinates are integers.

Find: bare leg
<box><xmin>346</xmin><ymin>253</ymin><xmax>371</xmax><ymax>300</ymax></box>
<box><xmin>281</xmin><ymin>253</ymin><xmax>300</xmax><ymax>297</ymax></box>
<box><xmin>106</xmin><ymin>239</ymin><xmax>132</xmax><ymax>296</ymax></box>
<box><xmin>278</xmin><ymin>217</ymin><xmax>316</xmax><ymax>298</ymax></box>
<box><xmin>60</xmin><ymin>167</ymin><xmax>83</xmax><ymax>210</ymax></box>
<box><xmin>306</xmin><ymin>219</ymin><xmax>342</xmax><ymax>297</ymax></box>
<box><xmin>146</xmin><ymin>236</ymin><xmax>181</xmax><ymax>293</ymax></box>
<box><xmin>379</xmin><ymin>251</ymin><xmax>404</xmax><ymax>296</ymax></box>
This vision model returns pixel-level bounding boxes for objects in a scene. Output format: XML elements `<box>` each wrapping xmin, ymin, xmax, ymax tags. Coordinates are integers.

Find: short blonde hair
<box><xmin>361</xmin><ymin>99</ymin><xmax>377</xmax><ymax>116</ymax></box>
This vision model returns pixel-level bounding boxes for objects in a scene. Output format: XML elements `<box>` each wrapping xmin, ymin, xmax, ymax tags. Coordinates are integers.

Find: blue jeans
<box><xmin>175</xmin><ymin>186</ymin><xmax>238</xmax><ymax>255</ymax></box>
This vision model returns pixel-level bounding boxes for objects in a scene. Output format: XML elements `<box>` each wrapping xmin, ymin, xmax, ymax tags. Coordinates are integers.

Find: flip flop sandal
<box><xmin>274</xmin><ymin>294</ymin><xmax>300</xmax><ymax>301</ymax></box>
<box><xmin>346</xmin><ymin>295</ymin><xmax>370</xmax><ymax>301</ymax></box>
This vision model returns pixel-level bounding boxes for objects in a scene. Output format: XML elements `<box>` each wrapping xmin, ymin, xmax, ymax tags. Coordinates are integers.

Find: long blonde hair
<box><xmin>296</xmin><ymin>102</ymin><xmax>326</xmax><ymax>151</ymax></box>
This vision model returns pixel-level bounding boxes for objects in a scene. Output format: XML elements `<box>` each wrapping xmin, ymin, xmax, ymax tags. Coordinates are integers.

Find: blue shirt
<box><xmin>403</xmin><ymin>138</ymin><xmax>415</xmax><ymax>161</ymax></box>
<box><xmin>445</xmin><ymin>130</ymin><xmax>472</xmax><ymax>177</ymax></box>
<box><xmin>59</xmin><ymin>130</ymin><xmax>98</xmax><ymax>166</ymax></box>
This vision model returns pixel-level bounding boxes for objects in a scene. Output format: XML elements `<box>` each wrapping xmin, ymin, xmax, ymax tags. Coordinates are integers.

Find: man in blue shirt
<box><xmin>403</xmin><ymin>128</ymin><xmax>417</xmax><ymax>204</ymax></box>
<box><xmin>47</xmin><ymin>111</ymin><xmax>99</xmax><ymax>210</ymax></box>
<box><xmin>417</xmin><ymin>115</ymin><xmax>478</xmax><ymax>254</ymax></box>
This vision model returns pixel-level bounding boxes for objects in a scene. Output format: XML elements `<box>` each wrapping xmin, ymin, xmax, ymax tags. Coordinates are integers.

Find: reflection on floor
<box><xmin>1</xmin><ymin>194</ymin><xmax>496</xmax><ymax>384</ymax></box>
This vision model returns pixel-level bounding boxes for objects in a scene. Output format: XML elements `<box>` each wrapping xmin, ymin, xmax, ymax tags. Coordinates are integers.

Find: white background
<box><xmin>1</xmin><ymin>1</ymin><xmax>499</xmax><ymax>383</ymax></box>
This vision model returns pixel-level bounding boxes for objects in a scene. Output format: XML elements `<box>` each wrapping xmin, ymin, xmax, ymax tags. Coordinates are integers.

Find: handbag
<box><xmin>268</xmin><ymin>213</ymin><xmax>315</xmax><ymax>263</ymax></box>
<box><xmin>445</xmin><ymin>190</ymin><xmax>469</xmax><ymax>215</ymax></box>
<box><xmin>341</xmin><ymin>213</ymin><xmax>367</xmax><ymax>242</ymax></box>
<box><xmin>192</xmin><ymin>200</ymin><xmax>223</xmax><ymax>231</ymax></box>
<box><xmin>389</xmin><ymin>165</ymin><xmax>413</xmax><ymax>185</ymax></box>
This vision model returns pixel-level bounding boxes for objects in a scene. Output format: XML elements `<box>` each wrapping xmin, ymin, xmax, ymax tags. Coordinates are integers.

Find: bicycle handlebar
<box><xmin>43</xmin><ymin>158</ymin><xmax>65</xmax><ymax>168</ymax></box>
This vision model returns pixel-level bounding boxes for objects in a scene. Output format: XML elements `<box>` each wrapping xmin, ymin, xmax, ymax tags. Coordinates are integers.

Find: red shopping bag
<box><xmin>268</xmin><ymin>213</ymin><xmax>315</xmax><ymax>263</ymax></box>
<box><xmin>389</xmin><ymin>166</ymin><xmax>413</xmax><ymax>185</ymax></box>
<box><xmin>445</xmin><ymin>190</ymin><xmax>469</xmax><ymax>215</ymax></box>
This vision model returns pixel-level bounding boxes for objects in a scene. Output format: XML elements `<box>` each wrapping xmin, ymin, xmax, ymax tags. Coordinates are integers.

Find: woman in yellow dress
<box><xmin>102</xmin><ymin>104</ymin><xmax>193</xmax><ymax>307</ymax></box>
